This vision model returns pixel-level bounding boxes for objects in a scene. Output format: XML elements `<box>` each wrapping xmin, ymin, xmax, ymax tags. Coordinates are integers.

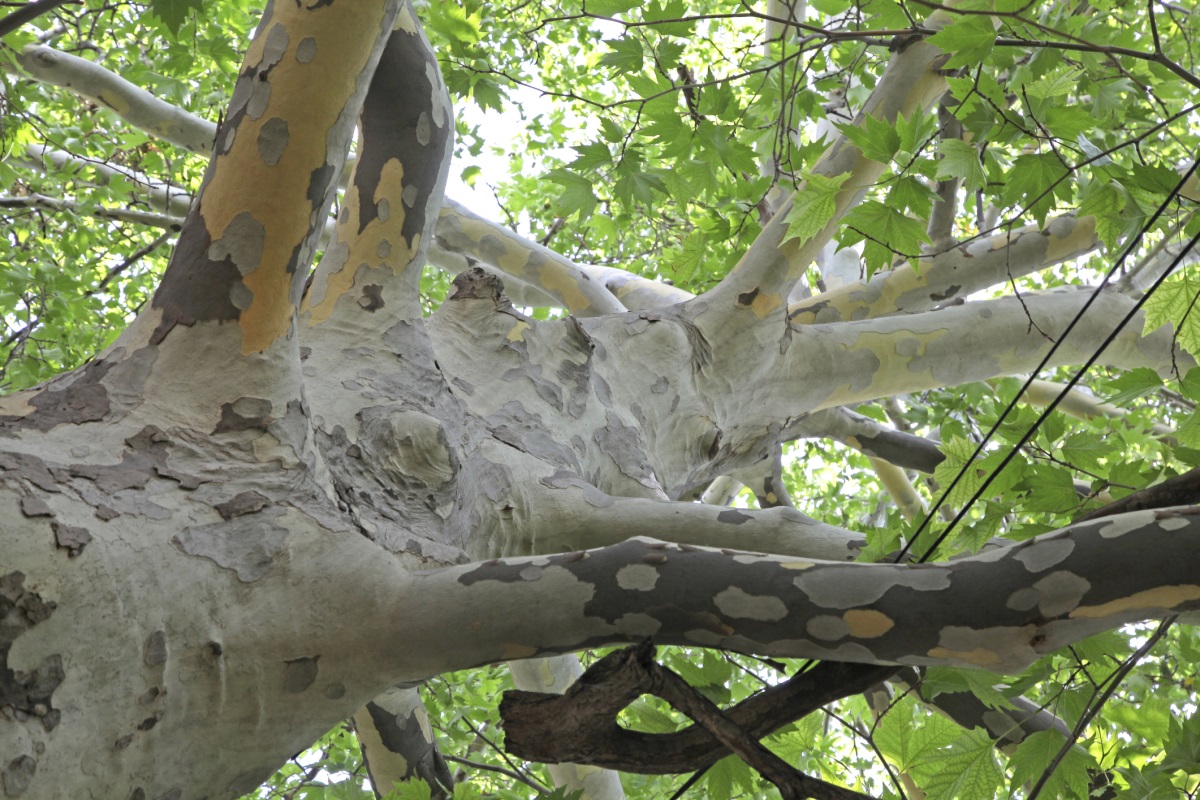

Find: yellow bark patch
<box><xmin>1045</xmin><ymin>215</ymin><xmax>1097</xmax><ymax>264</ymax></box>
<box><xmin>506</xmin><ymin>321</ymin><xmax>531</xmax><ymax>342</ymax></box>
<box><xmin>394</xmin><ymin>2</ymin><xmax>419</xmax><ymax>32</ymax></box>
<box><xmin>538</xmin><ymin>264</ymin><xmax>593</xmax><ymax>314</ymax></box>
<box><xmin>749</xmin><ymin>290</ymin><xmax>783</xmax><ymax>319</ymax></box>
<box><xmin>97</xmin><ymin>91</ymin><xmax>129</xmax><ymax>115</ymax></box>
<box><xmin>502</xmin><ymin>643</ymin><xmax>538</xmax><ymax>659</ymax></box>
<box><xmin>927</xmin><ymin>646</ymin><xmax>1001</xmax><ymax>666</ymax></box>
<box><xmin>304</xmin><ymin>158</ymin><xmax>416</xmax><ymax>326</ymax></box>
<box><xmin>791</xmin><ymin>265</ymin><xmax>928</xmax><ymax>324</ymax></box>
<box><xmin>843</xmin><ymin>609</ymin><xmax>895</xmax><ymax>638</ymax></box>
<box><xmin>820</xmin><ymin>327</ymin><xmax>949</xmax><ymax>407</ymax></box>
<box><xmin>780</xmin><ymin>561</ymin><xmax>816</xmax><ymax>570</ymax></box>
<box><xmin>1069</xmin><ymin>585</ymin><xmax>1200</xmax><ymax>619</ymax></box>
<box><xmin>201</xmin><ymin>0</ymin><xmax>389</xmax><ymax>354</ymax></box>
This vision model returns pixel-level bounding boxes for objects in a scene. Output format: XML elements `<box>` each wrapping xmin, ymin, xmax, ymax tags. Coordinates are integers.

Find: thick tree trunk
<box><xmin>3</xmin><ymin>2</ymin><xmax>1199</xmax><ymax>799</ymax></box>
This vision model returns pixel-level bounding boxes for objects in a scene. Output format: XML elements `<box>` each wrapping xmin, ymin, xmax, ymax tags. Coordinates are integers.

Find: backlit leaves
<box><xmin>782</xmin><ymin>171</ymin><xmax>852</xmax><ymax>248</ymax></box>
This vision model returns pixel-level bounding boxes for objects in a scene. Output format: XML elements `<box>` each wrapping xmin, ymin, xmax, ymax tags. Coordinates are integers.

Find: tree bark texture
<box><xmin>2</xmin><ymin>2</ymin><xmax>1199</xmax><ymax>798</ymax></box>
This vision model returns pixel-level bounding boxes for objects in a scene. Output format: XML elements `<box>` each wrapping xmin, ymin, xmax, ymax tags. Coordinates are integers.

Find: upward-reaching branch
<box><xmin>302</xmin><ymin>2</ymin><xmax>455</xmax><ymax>329</ymax></box>
<box><xmin>698</xmin><ymin>18</ymin><xmax>955</xmax><ymax>318</ymax></box>
<box><xmin>121</xmin><ymin>0</ymin><xmax>402</xmax><ymax>363</ymax></box>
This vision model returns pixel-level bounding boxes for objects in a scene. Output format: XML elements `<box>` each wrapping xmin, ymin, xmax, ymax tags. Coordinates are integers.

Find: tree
<box><xmin>2</xmin><ymin>0</ymin><xmax>1200</xmax><ymax>797</ymax></box>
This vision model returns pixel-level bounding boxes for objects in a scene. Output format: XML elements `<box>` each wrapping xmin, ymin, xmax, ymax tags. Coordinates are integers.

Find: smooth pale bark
<box><xmin>10</xmin><ymin>45</ymin><xmax>218</xmax><ymax>153</ymax></box>
<box><xmin>5</xmin><ymin>3</ymin><xmax>1199</xmax><ymax>800</ymax></box>
<box><xmin>788</xmin><ymin>214</ymin><xmax>1100</xmax><ymax>324</ymax></box>
<box><xmin>705</xmin><ymin>11</ymin><xmax>957</xmax><ymax>311</ymax></box>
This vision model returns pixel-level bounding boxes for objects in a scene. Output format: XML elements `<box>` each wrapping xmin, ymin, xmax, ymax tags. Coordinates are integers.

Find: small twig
<box><xmin>1027</xmin><ymin>617</ymin><xmax>1176</xmax><ymax>799</ymax></box>
<box><xmin>441</xmin><ymin>755</ymin><xmax>551</xmax><ymax>796</ymax></box>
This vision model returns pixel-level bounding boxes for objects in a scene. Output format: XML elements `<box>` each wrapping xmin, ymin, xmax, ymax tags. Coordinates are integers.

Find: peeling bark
<box><xmin>3</xmin><ymin>2</ymin><xmax>1198</xmax><ymax>798</ymax></box>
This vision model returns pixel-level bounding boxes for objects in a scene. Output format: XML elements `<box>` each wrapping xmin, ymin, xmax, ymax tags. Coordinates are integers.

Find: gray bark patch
<box><xmin>18</xmin><ymin>497</ymin><xmax>50</xmax><ymax>517</ymax></box>
<box><xmin>283</xmin><ymin>656</ymin><xmax>319</xmax><ymax>694</ymax></box>
<box><xmin>51</xmin><ymin>522</ymin><xmax>92</xmax><ymax>557</ymax></box>
<box><xmin>2</xmin><ymin>755</ymin><xmax>35</xmax><ymax>797</ymax></box>
<box><xmin>295</xmin><ymin>36</ymin><xmax>317</xmax><ymax>63</ymax></box>
<box><xmin>171</xmin><ymin>516</ymin><xmax>289</xmax><ymax>582</ymax></box>
<box><xmin>207</xmin><ymin>212</ymin><xmax>266</xmax><ymax>276</ymax></box>
<box><xmin>214</xmin><ymin>491</ymin><xmax>270</xmax><ymax>521</ymax></box>
<box><xmin>717</xmin><ymin>509</ymin><xmax>751</xmax><ymax>525</ymax></box>
<box><xmin>256</xmin><ymin>117</ymin><xmax>289</xmax><ymax>166</ymax></box>
<box><xmin>143</xmin><ymin>631</ymin><xmax>167</xmax><ymax>667</ymax></box>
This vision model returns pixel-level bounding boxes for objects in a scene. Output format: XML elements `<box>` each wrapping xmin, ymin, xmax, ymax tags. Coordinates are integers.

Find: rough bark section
<box><xmin>503</xmin><ymin>651</ymin><xmax>893</xmax><ymax>773</ymax></box>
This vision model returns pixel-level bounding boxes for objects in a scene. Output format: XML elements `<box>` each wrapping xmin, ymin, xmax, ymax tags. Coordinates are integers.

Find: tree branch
<box><xmin>768</xmin><ymin>289</ymin><xmax>1190</xmax><ymax>420</ymax></box>
<box><xmin>700</xmin><ymin>12</ymin><xmax>955</xmax><ymax>315</ymax></box>
<box><xmin>396</xmin><ymin>510</ymin><xmax>1200</xmax><ymax>679</ymax></box>
<box><xmin>0</xmin><ymin>192</ymin><xmax>183</xmax><ymax>230</ymax></box>
<box><xmin>502</xmin><ymin>641</ymin><xmax>889</xmax><ymax>799</ymax></box>
<box><xmin>0</xmin><ymin>0</ymin><xmax>76</xmax><ymax>37</ymax></box>
<box><xmin>9</xmin><ymin>45</ymin><xmax>217</xmax><ymax>152</ymax></box>
<box><xmin>302</xmin><ymin>5</ymin><xmax>455</xmax><ymax>328</ymax></box>
<box><xmin>788</xmin><ymin>214</ymin><xmax>1099</xmax><ymax>324</ymax></box>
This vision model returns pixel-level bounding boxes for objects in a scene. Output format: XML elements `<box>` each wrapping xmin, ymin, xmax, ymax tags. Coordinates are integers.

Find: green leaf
<box><xmin>782</xmin><ymin>171</ymin><xmax>853</xmax><ymax>247</ymax></box>
<box><xmin>927</xmin><ymin>16</ymin><xmax>996</xmax><ymax>71</ymax></box>
<box><xmin>613</xmin><ymin>170</ymin><xmax>667</xmax><ymax>204</ymax></box>
<box><xmin>875</xmin><ymin>701</ymin><xmax>962</xmax><ymax>770</ymax></box>
<box><xmin>935</xmin><ymin>139</ymin><xmax>986</xmax><ymax>193</ymax></box>
<box><xmin>598</xmin><ymin>118</ymin><xmax>625</xmax><ymax>143</ymax></box>
<box><xmin>545</xmin><ymin>168</ymin><xmax>599</xmax><ymax>220</ymax></box>
<box><xmin>922</xmin><ymin>666</ymin><xmax>1014</xmax><ymax>711</ymax></box>
<box><xmin>1077</xmin><ymin>182</ymin><xmax>1126</xmax><ymax>251</ymax></box>
<box><xmin>894</xmin><ymin>108</ymin><xmax>940</xmax><ymax>158</ymax></box>
<box><xmin>151</xmin><ymin>0</ymin><xmax>205</xmax><ymax>36</ymax></box>
<box><xmin>586</xmin><ymin>0</ymin><xmax>640</xmax><ymax>15</ymax></box>
<box><xmin>470</xmin><ymin>77</ymin><xmax>507</xmax><ymax>113</ymax></box>
<box><xmin>568</xmin><ymin>142</ymin><xmax>612</xmax><ymax>172</ymax></box>
<box><xmin>916</xmin><ymin>728</ymin><xmax>1004</xmax><ymax>800</ymax></box>
<box><xmin>599</xmin><ymin>38</ymin><xmax>644</xmax><ymax>73</ymax></box>
<box><xmin>1059</xmin><ymin>431</ymin><xmax>1108</xmax><ymax>473</ymax></box>
<box><xmin>859</xmin><ymin>0</ymin><xmax>911</xmax><ymax>29</ymax></box>
<box><xmin>1001</xmin><ymin>153</ymin><xmax>1070</xmax><ymax>226</ymax></box>
<box><xmin>669</xmin><ymin>230</ymin><xmax>709</xmax><ymax>284</ymax></box>
<box><xmin>887</xmin><ymin>175</ymin><xmax>940</xmax><ymax>219</ymax></box>
<box><xmin>642</xmin><ymin>0</ymin><xmax>696</xmax><ymax>36</ymax></box>
<box><xmin>1102</xmin><ymin>367</ymin><xmax>1162</xmax><ymax>405</ymax></box>
<box><xmin>382</xmin><ymin>778</ymin><xmax>432</xmax><ymax>800</ymax></box>
<box><xmin>1142</xmin><ymin>270</ymin><xmax>1200</xmax><ymax>360</ymax></box>
<box><xmin>1024</xmin><ymin>67</ymin><xmax>1085</xmax><ymax>100</ymax></box>
<box><xmin>835</xmin><ymin>113</ymin><xmax>901</xmax><ymax>164</ymax></box>
<box><xmin>840</xmin><ymin>201</ymin><xmax>932</xmax><ymax>277</ymax></box>
<box><xmin>1018</xmin><ymin>464</ymin><xmax>1080</xmax><ymax>513</ymax></box>
<box><xmin>1008</xmin><ymin>731</ymin><xmax>1094</xmax><ymax>800</ymax></box>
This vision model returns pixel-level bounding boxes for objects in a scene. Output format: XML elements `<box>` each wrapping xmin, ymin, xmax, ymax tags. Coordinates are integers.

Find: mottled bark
<box><xmin>3</xmin><ymin>2</ymin><xmax>1199</xmax><ymax>799</ymax></box>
